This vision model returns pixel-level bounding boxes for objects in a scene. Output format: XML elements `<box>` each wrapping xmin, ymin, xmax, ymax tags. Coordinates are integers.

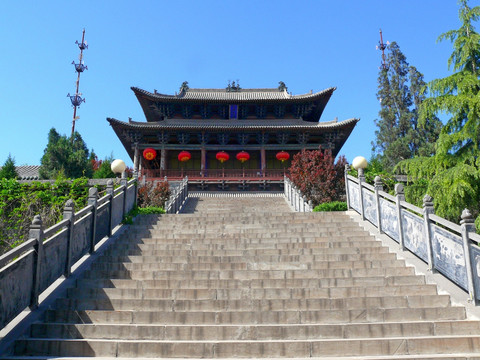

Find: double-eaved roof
<box><xmin>108</xmin><ymin>84</ymin><xmax>359</xmax><ymax>160</ymax></box>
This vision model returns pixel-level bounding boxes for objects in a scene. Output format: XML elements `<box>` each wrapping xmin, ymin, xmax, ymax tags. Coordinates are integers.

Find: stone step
<box><xmin>82</xmin><ymin>267</ymin><xmax>417</xmax><ymax>280</ymax></box>
<box><xmin>29</xmin><ymin>320</ymin><xmax>480</xmax><ymax>340</ymax></box>
<box><xmin>64</xmin><ymin>284</ymin><xmax>434</xmax><ymax>301</ymax></box>
<box><xmin>102</xmin><ymin>247</ymin><xmax>391</xmax><ymax>257</ymax></box>
<box><xmin>50</xmin><ymin>303</ymin><xmax>462</xmax><ymax>322</ymax></box>
<box><xmin>129</xmin><ymin>225</ymin><xmax>361</xmax><ymax>233</ymax></box>
<box><xmin>4</xmin><ymin>355</ymin><xmax>480</xmax><ymax>360</ymax></box>
<box><xmin>88</xmin><ymin>259</ymin><xmax>408</xmax><ymax>271</ymax></box>
<box><xmin>111</xmin><ymin>239</ymin><xmax>379</xmax><ymax>249</ymax></box>
<box><xmin>96</xmin><ymin>252</ymin><xmax>399</xmax><ymax>263</ymax></box>
<box><xmin>75</xmin><ymin>275</ymin><xmax>424</xmax><ymax>290</ymax></box>
<box><xmin>9</xmin><ymin>196</ymin><xmax>475</xmax><ymax>359</ymax></box>
<box><xmin>14</xmin><ymin>335</ymin><xmax>480</xmax><ymax>357</ymax></box>
<box><xmin>47</xmin><ymin>295</ymin><xmax>453</xmax><ymax>316</ymax></box>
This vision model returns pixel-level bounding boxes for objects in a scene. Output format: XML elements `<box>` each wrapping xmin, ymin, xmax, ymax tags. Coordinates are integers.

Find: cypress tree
<box><xmin>0</xmin><ymin>154</ymin><xmax>18</xmax><ymax>179</ymax></box>
<box><xmin>372</xmin><ymin>42</ymin><xmax>442</xmax><ymax>171</ymax></box>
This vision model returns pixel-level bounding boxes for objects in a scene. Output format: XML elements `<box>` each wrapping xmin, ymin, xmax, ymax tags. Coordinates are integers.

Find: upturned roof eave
<box><xmin>130</xmin><ymin>86</ymin><xmax>337</xmax><ymax>103</ymax></box>
<box><xmin>107</xmin><ymin>117</ymin><xmax>359</xmax><ymax>132</ymax></box>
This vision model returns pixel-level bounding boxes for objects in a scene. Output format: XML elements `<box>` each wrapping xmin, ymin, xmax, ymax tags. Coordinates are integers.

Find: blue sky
<box><xmin>0</xmin><ymin>1</ymin><xmax>472</xmax><ymax>166</ymax></box>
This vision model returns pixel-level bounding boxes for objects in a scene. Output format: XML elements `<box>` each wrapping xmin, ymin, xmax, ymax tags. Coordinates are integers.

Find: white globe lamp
<box><xmin>111</xmin><ymin>159</ymin><xmax>127</xmax><ymax>175</ymax></box>
<box><xmin>352</xmin><ymin>156</ymin><xmax>367</xmax><ymax>179</ymax></box>
<box><xmin>352</xmin><ymin>156</ymin><xmax>368</xmax><ymax>170</ymax></box>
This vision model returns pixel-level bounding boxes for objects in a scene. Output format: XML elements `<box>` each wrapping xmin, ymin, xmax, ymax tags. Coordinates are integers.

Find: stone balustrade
<box><xmin>283</xmin><ymin>176</ymin><xmax>313</xmax><ymax>212</ymax></box>
<box><xmin>0</xmin><ymin>178</ymin><xmax>137</xmax><ymax>329</ymax></box>
<box><xmin>345</xmin><ymin>166</ymin><xmax>480</xmax><ymax>304</ymax></box>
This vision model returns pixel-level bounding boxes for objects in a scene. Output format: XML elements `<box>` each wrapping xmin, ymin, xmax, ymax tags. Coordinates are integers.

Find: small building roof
<box><xmin>0</xmin><ymin>165</ymin><xmax>41</xmax><ymax>180</ymax></box>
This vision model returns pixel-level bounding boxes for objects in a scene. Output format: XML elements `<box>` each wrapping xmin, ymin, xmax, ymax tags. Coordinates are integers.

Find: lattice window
<box><xmin>274</xmin><ymin>104</ymin><xmax>286</xmax><ymax>118</ymax></box>
<box><xmin>201</xmin><ymin>104</ymin><xmax>211</xmax><ymax>119</ymax></box>
<box><xmin>182</xmin><ymin>105</ymin><xmax>193</xmax><ymax>118</ymax></box>
<box><xmin>296</xmin><ymin>132</ymin><xmax>310</xmax><ymax>144</ymax></box>
<box><xmin>177</xmin><ymin>133</ymin><xmax>190</xmax><ymax>145</ymax></box>
<box><xmin>157</xmin><ymin>132</ymin><xmax>170</xmax><ymax>145</ymax></box>
<box><xmin>256</xmin><ymin>133</ymin><xmax>269</xmax><ymax>145</ymax></box>
<box><xmin>276</xmin><ymin>133</ymin><xmax>290</xmax><ymax>145</ymax></box>
<box><xmin>256</xmin><ymin>105</ymin><xmax>267</xmax><ymax>119</ymax></box>
<box><xmin>217</xmin><ymin>133</ymin><xmax>230</xmax><ymax>145</ymax></box>
<box><xmin>237</xmin><ymin>133</ymin><xmax>250</xmax><ymax>146</ymax></box>
<box><xmin>197</xmin><ymin>133</ymin><xmax>210</xmax><ymax>145</ymax></box>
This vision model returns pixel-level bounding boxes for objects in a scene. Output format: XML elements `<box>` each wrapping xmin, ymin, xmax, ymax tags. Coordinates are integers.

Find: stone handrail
<box><xmin>345</xmin><ymin>166</ymin><xmax>480</xmax><ymax>304</ymax></box>
<box><xmin>0</xmin><ymin>178</ymin><xmax>137</xmax><ymax>329</ymax></box>
<box><xmin>165</xmin><ymin>177</ymin><xmax>188</xmax><ymax>214</ymax></box>
<box><xmin>283</xmin><ymin>176</ymin><xmax>313</xmax><ymax>212</ymax></box>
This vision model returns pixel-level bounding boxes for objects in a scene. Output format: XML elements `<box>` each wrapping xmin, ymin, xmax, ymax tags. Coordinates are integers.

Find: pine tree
<box><xmin>0</xmin><ymin>154</ymin><xmax>18</xmax><ymax>179</ymax></box>
<box><xmin>396</xmin><ymin>0</ymin><xmax>480</xmax><ymax>226</ymax></box>
<box><xmin>39</xmin><ymin>128</ymin><xmax>94</xmax><ymax>179</ymax></box>
<box><xmin>372</xmin><ymin>42</ymin><xmax>442</xmax><ymax>171</ymax></box>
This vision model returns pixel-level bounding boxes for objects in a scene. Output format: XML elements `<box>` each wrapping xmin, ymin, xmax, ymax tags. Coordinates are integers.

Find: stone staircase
<box><xmin>5</xmin><ymin>195</ymin><xmax>480</xmax><ymax>358</ymax></box>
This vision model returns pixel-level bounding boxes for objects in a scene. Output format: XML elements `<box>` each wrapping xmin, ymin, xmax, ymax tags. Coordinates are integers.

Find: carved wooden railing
<box><xmin>283</xmin><ymin>176</ymin><xmax>313</xmax><ymax>212</ymax></box>
<box><xmin>0</xmin><ymin>178</ymin><xmax>137</xmax><ymax>329</ymax></box>
<box><xmin>143</xmin><ymin>169</ymin><xmax>286</xmax><ymax>180</ymax></box>
<box><xmin>345</xmin><ymin>166</ymin><xmax>480</xmax><ymax>304</ymax></box>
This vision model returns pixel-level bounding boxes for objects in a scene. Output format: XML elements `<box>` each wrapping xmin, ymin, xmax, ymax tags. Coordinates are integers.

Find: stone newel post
<box><xmin>461</xmin><ymin>209</ymin><xmax>478</xmax><ymax>304</ymax></box>
<box><xmin>395</xmin><ymin>184</ymin><xmax>406</xmax><ymax>250</ymax></box>
<box><xmin>29</xmin><ymin>215</ymin><xmax>44</xmax><ymax>309</ymax></box>
<box><xmin>423</xmin><ymin>194</ymin><xmax>435</xmax><ymax>272</ymax></box>
<box><xmin>87</xmin><ymin>187</ymin><xmax>98</xmax><ymax>254</ymax></box>
<box><xmin>63</xmin><ymin>199</ymin><xmax>75</xmax><ymax>277</ymax></box>
<box><xmin>374</xmin><ymin>176</ymin><xmax>383</xmax><ymax>233</ymax></box>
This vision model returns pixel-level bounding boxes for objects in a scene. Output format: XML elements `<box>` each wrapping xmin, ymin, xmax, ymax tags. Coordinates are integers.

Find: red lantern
<box><xmin>216</xmin><ymin>151</ymin><xmax>230</xmax><ymax>163</ymax></box>
<box><xmin>143</xmin><ymin>148</ymin><xmax>157</xmax><ymax>161</ymax></box>
<box><xmin>178</xmin><ymin>151</ymin><xmax>191</xmax><ymax>162</ymax></box>
<box><xmin>236</xmin><ymin>151</ymin><xmax>250</xmax><ymax>163</ymax></box>
<box><xmin>276</xmin><ymin>151</ymin><xmax>290</xmax><ymax>162</ymax></box>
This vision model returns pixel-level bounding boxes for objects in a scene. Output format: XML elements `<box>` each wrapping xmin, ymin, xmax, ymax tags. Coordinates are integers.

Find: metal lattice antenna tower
<box><xmin>67</xmin><ymin>29</ymin><xmax>88</xmax><ymax>137</ymax></box>
<box><xmin>376</xmin><ymin>29</ymin><xmax>389</xmax><ymax>71</ymax></box>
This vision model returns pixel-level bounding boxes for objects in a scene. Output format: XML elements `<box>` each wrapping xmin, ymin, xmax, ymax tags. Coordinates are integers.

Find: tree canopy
<box><xmin>396</xmin><ymin>0</ymin><xmax>480</xmax><ymax>226</ymax></box>
<box><xmin>372</xmin><ymin>42</ymin><xmax>442</xmax><ymax>171</ymax></box>
<box><xmin>39</xmin><ymin>128</ymin><xmax>94</xmax><ymax>179</ymax></box>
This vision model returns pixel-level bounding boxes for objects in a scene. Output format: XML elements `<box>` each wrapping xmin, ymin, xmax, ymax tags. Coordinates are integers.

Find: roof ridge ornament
<box><xmin>226</xmin><ymin>80</ymin><xmax>241</xmax><ymax>92</ymax></box>
<box><xmin>179</xmin><ymin>81</ymin><xmax>189</xmax><ymax>94</ymax></box>
<box><xmin>278</xmin><ymin>81</ymin><xmax>288</xmax><ymax>92</ymax></box>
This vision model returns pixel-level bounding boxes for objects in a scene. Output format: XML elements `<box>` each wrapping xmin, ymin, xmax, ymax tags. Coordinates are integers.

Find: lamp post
<box><xmin>352</xmin><ymin>156</ymin><xmax>367</xmax><ymax>220</ymax></box>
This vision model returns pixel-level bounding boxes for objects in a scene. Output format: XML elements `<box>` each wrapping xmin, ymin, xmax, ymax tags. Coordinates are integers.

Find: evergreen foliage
<box><xmin>373</xmin><ymin>42</ymin><xmax>442</xmax><ymax>171</ymax></box>
<box><xmin>0</xmin><ymin>178</ymin><xmax>90</xmax><ymax>255</ymax></box>
<box><xmin>0</xmin><ymin>154</ymin><xmax>18</xmax><ymax>179</ymax></box>
<box><xmin>288</xmin><ymin>149</ymin><xmax>347</xmax><ymax>206</ymax></box>
<box><xmin>396</xmin><ymin>0</ymin><xmax>480</xmax><ymax>227</ymax></box>
<box><xmin>39</xmin><ymin>128</ymin><xmax>94</xmax><ymax>179</ymax></box>
<box><xmin>92</xmin><ymin>154</ymin><xmax>116</xmax><ymax>179</ymax></box>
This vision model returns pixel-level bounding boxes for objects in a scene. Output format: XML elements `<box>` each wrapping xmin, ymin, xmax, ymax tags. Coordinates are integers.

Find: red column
<box><xmin>201</xmin><ymin>148</ymin><xmax>206</xmax><ymax>177</ymax></box>
<box><xmin>261</xmin><ymin>148</ymin><xmax>266</xmax><ymax>177</ymax></box>
<box><xmin>160</xmin><ymin>148</ymin><xmax>167</xmax><ymax>177</ymax></box>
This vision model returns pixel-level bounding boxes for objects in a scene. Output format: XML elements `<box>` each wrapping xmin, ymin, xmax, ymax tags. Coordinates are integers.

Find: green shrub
<box><xmin>313</xmin><ymin>201</ymin><xmax>347</xmax><ymax>212</ymax></box>
<box><xmin>137</xmin><ymin>182</ymin><xmax>170</xmax><ymax>208</ymax></box>
<box><xmin>122</xmin><ymin>206</ymin><xmax>166</xmax><ymax>225</ymax></box>
<box><xmin>0</xmin><ymin>178</ymin><xmax>91</xmax><ymax>255</ymax></box>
